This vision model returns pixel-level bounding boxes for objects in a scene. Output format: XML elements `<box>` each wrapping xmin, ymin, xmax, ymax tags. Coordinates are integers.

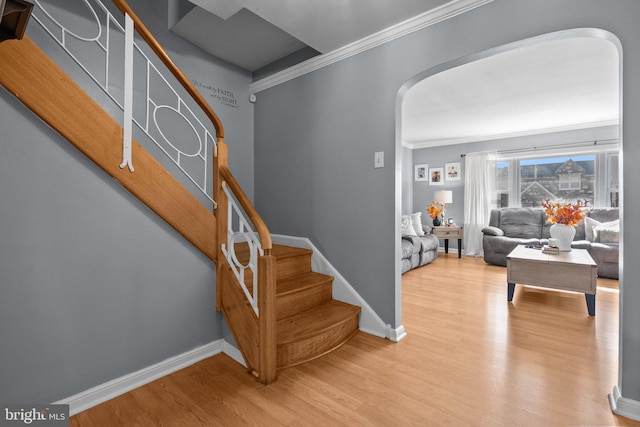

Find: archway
<box><xmin>394</xmin><ymin>29</ymin><xmax>622</xmax><ymax>353</ymax></box>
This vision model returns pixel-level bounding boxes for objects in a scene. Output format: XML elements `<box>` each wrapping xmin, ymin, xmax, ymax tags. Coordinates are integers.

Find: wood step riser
<box><xmin>277</xmin><ymin>282</ymin><xmax>332</xmax><ymax>320</ymax></box>
<box><xmin>229</xmin><ymin>244</ymin><xmax>312</xmax><ymax>281</ymax></box>
<box><xmin>275</xmin><ymin>253</ymin><xmax>312</xmax><ymax>280</ymax></box>
<box><xmin>222</xmin><ymin>244</ymin><xmax>361</xmax><ymax>379</ymax></box>
<box><xmin>277</xmin><ymin>313</ymin><xmax>360</xmax><ymax>369</ymax></box>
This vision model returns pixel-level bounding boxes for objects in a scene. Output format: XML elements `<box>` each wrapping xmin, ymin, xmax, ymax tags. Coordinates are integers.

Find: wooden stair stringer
<box><xmin>219</xmin><ymin>260</ymin><xmax>259</xmax><ymax>375</ymax></box>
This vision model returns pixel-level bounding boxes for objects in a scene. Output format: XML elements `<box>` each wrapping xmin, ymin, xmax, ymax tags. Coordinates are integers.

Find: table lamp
<box><xmin>434</xmin><ymin>190</ymin><xmax>453</xmax><ymax>222</ymax></box>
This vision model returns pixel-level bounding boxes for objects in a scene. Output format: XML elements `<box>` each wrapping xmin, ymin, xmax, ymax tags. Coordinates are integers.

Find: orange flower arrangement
<box><xmin>541</xmin><ymin>199</ymin><xmax>588</xmax><ymax>226</ymax></box>
<box><xmin>427</xmin><ymin>202</ymin><xmax>443</xmax><ymax>219</ymax></box>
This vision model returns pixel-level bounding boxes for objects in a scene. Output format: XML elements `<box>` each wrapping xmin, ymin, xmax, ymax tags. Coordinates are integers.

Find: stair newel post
<box><xmin>258</xmin><ymin>249</ymin><xmax>277</xmax><ymax>383</ymax></box>
<box><xmin>214</xmin><ymin>139</ymin><xmax>228</xmax><ymax>311</ymax></box>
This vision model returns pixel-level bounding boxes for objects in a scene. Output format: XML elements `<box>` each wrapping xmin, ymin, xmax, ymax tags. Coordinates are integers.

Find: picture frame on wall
<box><xmin>415</xmin><ymin>164</ymin><xmax>428</xmax><ymax>181</ymax></box>
<box><xmin>429</xmin><ymin>167</ymin><xmax>444</xmax><ymax>185</ymax></box>
<box><xmin>445</xmin><ymin>162</ymin><xmax>461</xmax><ymax>181</ymax></box>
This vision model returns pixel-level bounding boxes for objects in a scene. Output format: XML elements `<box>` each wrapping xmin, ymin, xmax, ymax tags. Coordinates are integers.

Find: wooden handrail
<box><xmin>111</xmin><ymin>0</ymin><xmax>224</xmax><ymax>140</ymax></box>
<box><xmin>108</xmin><ymin>0</ymin><xmax>275</xmax><ymax>381</ymax></box>
<box><xmin>219</xmin><ymin>166</ymin><xmax>272</xmax><ymax>252</ymax></box>
<box><xmin>0</xmin><ymin>36</ymin><xmax>217</xmax><ymax>261</ymax></box>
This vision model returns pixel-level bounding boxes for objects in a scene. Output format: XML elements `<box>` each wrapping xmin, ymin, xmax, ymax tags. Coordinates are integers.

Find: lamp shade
<box><xmin>434</xmin><ymin>190</ymin><xmax>453</xmax><ymax>204</ymax></box>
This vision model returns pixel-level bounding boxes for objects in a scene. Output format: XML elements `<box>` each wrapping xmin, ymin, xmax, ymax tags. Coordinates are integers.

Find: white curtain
<box><xmin>463</xmin><ymin>151</ymin><xmax>496</xmax><ymax>256</ymax></box>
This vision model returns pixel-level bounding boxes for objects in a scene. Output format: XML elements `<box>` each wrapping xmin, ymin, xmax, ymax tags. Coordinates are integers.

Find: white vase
<box><xmin>550</xmin><ymin>223</ymin><xmax>576</xmax><ymax>252</ymax></box>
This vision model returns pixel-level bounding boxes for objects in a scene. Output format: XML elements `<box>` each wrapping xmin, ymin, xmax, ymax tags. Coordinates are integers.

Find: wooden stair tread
<box><xmin>270</xmin><ymin>244</ymin><xmax>313</xmax><ymax>259</ymax></box>
<box><xmin>276</xmin><ymin>272</ymin><xmax>333</xmax><ymax>320</ymax></box>
<box><xmin>277</xmin><ymin>300</ymin><xmax>361</xmax><ymax>344</ymax></box>
<box><xmin>276</xmin><ymin>272</ymin><xmax>333</xmax><ymax>295</ymax></box>
<box><xmin>220</xmin><ymin>241</ymin><xmax>360</xmax><ymax>378</ymax></box>
<box><xmin>230</xmin><ymin>244</ymin><xmax>313</xmax><ymax>279</ymax></box>
<box><xmin>232</xmin><ymin>243</ymin><xmax>312</xmax><ymax>262</ymax></box>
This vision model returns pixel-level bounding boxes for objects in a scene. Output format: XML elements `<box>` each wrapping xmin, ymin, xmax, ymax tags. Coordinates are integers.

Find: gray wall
<box><xmin>32</xmin><ymin>0</ymin><xmax>255</xmax><ymax>202</ymax></box>
<box><xmin>0</xmin><ymin>0</ymin><xmax>253</xmax><ymax>403</ymax></box>
<box><xmin>411</xmin><ymin>145</ymin><xmax>465</xmax><ymax>245</ymax></box>
<box><xmin>410</xmin><ymin>126</ymin><xmax>619</xmax><ymax>252</ymax></box>
<box><xmin>400</xmin><ymin>145</ymin><xmax>414</xmax><ymax>215</ymax></box>
<box><xmin>254</xmin><ymin>0</ymin><xmax>640</xmax><ymax>403</ymax></box>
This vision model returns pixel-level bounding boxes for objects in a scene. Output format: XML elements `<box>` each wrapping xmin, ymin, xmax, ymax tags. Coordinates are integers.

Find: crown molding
<box><xmin>249</xmin><ymin>0</ymin><xmax>494</xmax><ymax>94</ymax></box>
<box><xmin>402</xmin><ymin>119</ymin><xmax>620</xmax><ymax>150</ymax></box>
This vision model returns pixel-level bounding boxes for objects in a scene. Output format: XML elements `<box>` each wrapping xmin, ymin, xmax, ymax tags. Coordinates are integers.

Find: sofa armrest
<box><xmin>422</xmin><ymin>224</ymin><xmax>433</xmax><ymax>234</ymax></box>
<box><xmin>482</xmin><ymin>226</ymin><xmax>504</xmax><ymax>236</ymax></box>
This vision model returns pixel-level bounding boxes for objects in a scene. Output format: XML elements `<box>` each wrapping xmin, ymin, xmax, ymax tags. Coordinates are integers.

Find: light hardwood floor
<box><xmin>71</xmin><ymin>254</ymin><xmax>639</xmax><ymax>426</ymax></box>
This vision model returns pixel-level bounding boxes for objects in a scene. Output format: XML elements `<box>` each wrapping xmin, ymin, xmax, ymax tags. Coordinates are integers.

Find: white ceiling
<box><xmin>169</xmin><ymin>2</ymin><xmax>619</xmax><ymax>148</ymax></box>
<box><xmin>172</xmin><ymin>0</ymin><xmax>451</xmax><ymax>71</ymax></box>
<box><xmin>402</xmin><ymin>36</ymin><xmax>619</xmax><ymax>149</ymax></box>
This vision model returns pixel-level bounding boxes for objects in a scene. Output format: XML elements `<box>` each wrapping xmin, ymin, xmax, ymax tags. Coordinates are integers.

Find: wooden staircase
<box><xmin>1</xmin><ymin>0</ymin><xmax>362</xmax><ymax>386</ymax></box>
<box><xmin>231</xmin><ymin>244</ymin><xmax>361</xmax><ymax>371</ymax></box>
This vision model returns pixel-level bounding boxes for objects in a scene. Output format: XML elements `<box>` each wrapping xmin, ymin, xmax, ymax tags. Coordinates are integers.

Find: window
<box><xmin>558</xmin><ymin>173</ymin><xmax>582</xmax><ymax>190</ymax></box>
<box><xmin>607</xmin><ymin>152</ymin><xmax>619</xmax><ymax>207</ymax></box>
<box><xmin>494</xmin><ymin>148</ymin><xmax>618</xmax><ymax>208</ymax></box>
<box><xmin>495</xmin><ymin>161</ymin><xmax>510</xmax><ymax>208</ymax></box>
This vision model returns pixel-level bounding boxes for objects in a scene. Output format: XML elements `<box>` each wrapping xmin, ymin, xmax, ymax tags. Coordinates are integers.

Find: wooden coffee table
<box><xmin>506</xmin><ymin>245</ymin><xmax>597</xmax><ymax>316</ymax></box>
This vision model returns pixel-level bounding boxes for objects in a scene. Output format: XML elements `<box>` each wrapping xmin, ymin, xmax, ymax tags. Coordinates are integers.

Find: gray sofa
<box><xmin>482</xmin><ymin>207</ymin><xmax>619</xmax><ymax>279</ymax></box>
<box><xmin>402</xmin><ymin>230</ymin><xmax>439</xmax><ymax>273</ymax></box>
<box><xmin>401</xmin><ymin>213</ymin><xmax>439</xmax><ymax>273</ymax></box>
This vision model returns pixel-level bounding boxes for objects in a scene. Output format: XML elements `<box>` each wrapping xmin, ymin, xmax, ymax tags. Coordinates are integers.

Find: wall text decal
<box><xmin>192</xmin><ymin>80</ymin><xmax>238</xmax><ymax>108</ymax></box>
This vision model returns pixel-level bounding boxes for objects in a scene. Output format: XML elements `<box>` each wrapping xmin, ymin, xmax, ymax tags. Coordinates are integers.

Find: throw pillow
<box><xmin>584</xmin><ymin>217</ymin><xmax>619</xmax><ymax>242</ymax></box>
<box><xmin>410</xmin><ymin>212</ymin><xmax>425</xmax><ymax>236</ymax></box>
<box><xmin>401</xmin><ymin>215</ymin><xmax>417</xmax><ymax>236</ymax></box>
<box><xmin>593</xmin><ymin>223</ymin><xmax>620</xmax><ymax>244</ymax></box>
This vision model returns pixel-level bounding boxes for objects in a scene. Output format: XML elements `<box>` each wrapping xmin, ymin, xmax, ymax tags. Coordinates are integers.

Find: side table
<box><xmin>431</xmin><ymin>226</ymin><xmax>463</xmax><ymax>258</ymax></box>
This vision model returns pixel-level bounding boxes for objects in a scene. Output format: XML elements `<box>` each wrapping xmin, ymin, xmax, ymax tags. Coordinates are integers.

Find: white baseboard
<box><xmin>438</xmin><ymin>246</ymin><xmax>466</xmax><ymax>256</ymax></box>
<box><xmin>222</xmin><ymin>340</ymin><xmax>246</xmax><ymax>367</ymax></box>
<box><xmin>56</xmin><ymin>235</ymin><xmax>408</xmax><ymax>416</ymax></box>
<box><xmin>386</xmin><ymin>324</ymin><xmax>407</xmax><ymax>342</ymax></box>
<box><xmin>609</xmin><ymin>386</ymin><xmax>640</xmax><ymax>421</ymax></box>
<box><xmin>271</xmin><ymin>234</ymin><xmax>406</xmax><ymax>341</ymax></box>
<box><xmin>56</xmin><ymin>339</ymin><xmax>243</xmax><ymax>416</ymax></box>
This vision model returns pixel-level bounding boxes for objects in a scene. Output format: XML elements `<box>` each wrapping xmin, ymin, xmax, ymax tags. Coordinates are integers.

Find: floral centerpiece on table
<box><xmin>541</xmin><ymin>199</ymin><xmax>588</xmax><ymax>226</ymax></box>
<box><xmin>427</xmin><ymin>202</ymin><xmax>443</xmax><ymax>219</ymax></box>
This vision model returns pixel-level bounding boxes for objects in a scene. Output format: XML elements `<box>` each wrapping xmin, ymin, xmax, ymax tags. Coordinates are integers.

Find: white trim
<box><xmin>55</xmin><ymin>231</ymin><xmax>411</xmax><ymax>418</ymax></box>
<box><xmin>222</xmin><ymin>340</ymin><xmax>247</xmax><ymax>367</ymax></box>
<box><xmin>56</xmin><ymin>339</ymin><xmax>243</xmax><ymax>416</ymax></box>
<box><xmin>402</xmin><ymin>119</ymin><xmax>620</xmax><ymax>149</ymax></box>
<box><xmin>436</xmin><ymin>246</ymin><xmax>465</xmax><ymax>256</ymax></box>
<box><xmin>609</xmin><ymin>386</ymin><xmax>640</xmax><ymax>422</ymax></box>
<box><xmin>249</xmin><ymin>0</ymin><xmax>494</xmax><ymax>94</ymax></box>
<box><xmin>386</xmin><ymin>324</ymin><xmax>408</xmax><ymax>343</ymax></box>
<box><xmin>271</xmin><ymin>234</ymin><xmax>405</xmax><ymax>341</ymax></box>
